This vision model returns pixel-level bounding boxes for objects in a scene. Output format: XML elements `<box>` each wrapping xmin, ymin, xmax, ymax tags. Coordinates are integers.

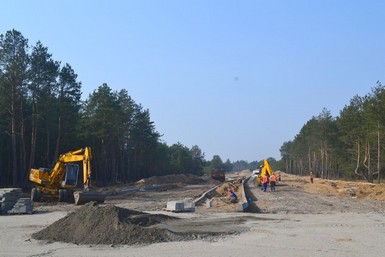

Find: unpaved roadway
<box><xmin>246</xmin><ymin>172</ymin><xmax>385</xmax><ymax>214</ymax></box>
<box><xmin>1</xmin><ymin>171</ymin><xmax>385</xmax><ymax>257</ymax></box>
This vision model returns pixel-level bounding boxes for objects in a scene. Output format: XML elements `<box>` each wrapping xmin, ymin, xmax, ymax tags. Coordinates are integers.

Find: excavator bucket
<box><xmin>73</xmin><ymin>191</ymin><xmax>107</xmax><ymax>205</ymax></box>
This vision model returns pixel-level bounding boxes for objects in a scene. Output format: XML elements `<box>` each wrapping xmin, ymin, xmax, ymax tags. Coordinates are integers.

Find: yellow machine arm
<box><xmin>256</xmin><ymin>159</ymin><xmax>274</xmax><ymax>186</ymax></box>
<box><xmin>261</xmin><ymin>159</ymin><xmax>273</xmax><ymax>177</ymax></box>
<box><xmin>29</xmin><ymin>147</ymin><xmax>92</xmax><ymax>191</ymax></box>
<box><xmin>49</xmin><ymin>147</ymin><xmax>92</xmax><ymax>190</ymax></box>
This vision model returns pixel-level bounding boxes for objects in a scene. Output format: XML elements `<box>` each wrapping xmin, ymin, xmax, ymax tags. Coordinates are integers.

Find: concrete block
<box><xmin>166</xmin><ymin>201</ymin><xmax>184</xmax><ymax>211</ymax></box>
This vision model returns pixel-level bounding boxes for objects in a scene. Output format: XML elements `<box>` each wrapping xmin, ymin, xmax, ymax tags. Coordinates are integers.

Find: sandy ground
<box><xmin>1</xmin><ymin>172</ymin><xmax>385</xmax><ymax>257</ymax></box>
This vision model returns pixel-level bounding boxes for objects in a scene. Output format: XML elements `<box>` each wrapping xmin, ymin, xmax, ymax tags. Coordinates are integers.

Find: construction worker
<box><xmin>270</xmin><ymin>173</ymin><xmax>276</xmax><ymax>192</ymax></box>
<box><xmin>262</xmin><ymin>174</ymin><xmax>268</xmax><ymax>192</ymax></box>
<box><xmin>310</xmin><ymin>171</ymin><xmax>314</xmax><ymax>183</ymax></box>
<box><xmin>227</xmin><ymin>187</ymin><xmax>238</xmax><ymax>203</ymax></box>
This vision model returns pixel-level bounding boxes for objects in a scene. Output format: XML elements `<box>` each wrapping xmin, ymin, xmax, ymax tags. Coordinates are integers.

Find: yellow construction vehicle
<box><xmin>29</xmin><ymin>147</ymin><xmax>106</xmax><ymax>205</ymax></box>
<box><xmin>256</xmin><ymin>159</ymin><xmax>274</xmax><ymax>186</ymax></box>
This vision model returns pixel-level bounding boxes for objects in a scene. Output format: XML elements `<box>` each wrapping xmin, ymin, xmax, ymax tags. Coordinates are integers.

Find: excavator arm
<box><xmin>256</xmin><ymin>159</ymin><xmax>274</xmax><ymax>186</ymax></box>
<box><xmin>82</xmin><ymin>147</ymin><xmax>92</xmax><ymax>190</ymax></box>
<box><xmin>46</xmin><ymin>147</ymin><xmax>92</xmax><ymax>190</ymax></box>
<box><xmin>261</xmin><ymin>159</ymin><xmax>273</xmax><ymax>176</ymax></box>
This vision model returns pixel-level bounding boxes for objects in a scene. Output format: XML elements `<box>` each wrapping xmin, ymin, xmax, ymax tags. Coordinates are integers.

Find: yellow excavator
<box><xmin>256</xmin><ymin>159</ymin><xmax>274</xmax><ymax>186</ymax></box>
<box><xmin>29</xmin><ymin>147</ymin><xmax>106</xmax><ymax>205</ymax></box>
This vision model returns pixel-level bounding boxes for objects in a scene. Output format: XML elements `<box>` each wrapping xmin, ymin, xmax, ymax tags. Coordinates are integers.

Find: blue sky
<box><xmin>2</xmin><ymin>1</ymin><xmax>385</xmax><ymax>162</ymax></box>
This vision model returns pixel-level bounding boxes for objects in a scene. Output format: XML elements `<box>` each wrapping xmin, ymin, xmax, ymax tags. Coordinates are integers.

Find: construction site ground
<box><xmin>1</xmin><ymin>171</ymin><xmax>385</xmax><ymax>257</ymax></box>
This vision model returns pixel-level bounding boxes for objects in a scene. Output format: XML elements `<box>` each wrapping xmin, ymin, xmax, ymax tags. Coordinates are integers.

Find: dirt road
<box><xmin>1</xmin><ymin>171</ymin><xmax>385</xmax><ymax>257</ymax></box>
<box><xmin>246</xmin><ymin>172</ymin><xmax>385</xmax><ymax>214</ymax></box>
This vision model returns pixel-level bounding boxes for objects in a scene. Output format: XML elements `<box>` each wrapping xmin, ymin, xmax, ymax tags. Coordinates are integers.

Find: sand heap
<box><xmin>32</xmin><ymin>202</ymin><xmax>180</xmax><ymax>245</ymax></box>
<box><xmin>304</xmin><ymin>178</ymin><xmax>385</xmax><ymax>200</ymax></box>
<box><xmin>138</xmin><ymin>174</ymin><xmax>206</xmax><ymax>186</ymax></box>
<box><xmin>279</xmin><ymin>172</ymin><xmax>385</xmax><ymax>201</ymax></box>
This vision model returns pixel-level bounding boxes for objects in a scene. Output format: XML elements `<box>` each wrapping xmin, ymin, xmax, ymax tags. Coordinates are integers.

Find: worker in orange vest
<box><xmin>270</xmin><ymin>173</ymin><xmax>276</xmax><ymax>192</ymax></box>
<box><xmin>262</xmin><ymin>174</ymin><xmax>268</xmax><ymax>192</ymax></box>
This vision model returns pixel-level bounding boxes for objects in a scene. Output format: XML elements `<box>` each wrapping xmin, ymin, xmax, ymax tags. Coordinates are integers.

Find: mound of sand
<box><xmin>280</xmin><ymin>172</ymin><xmax>385</xmax><ymax>201</ymax></box>
<box><xmin>304</xmin><ymin>179</ymin><xmax>385</xmax><ymax>200</ymax></box>
<box><xmin>138</xmin><ymin>174</ymin><xmax>206</xmax><ymax>186</ymax></box>
<box><xmin>32</xmin><ymin>201</ymin><xmax>243</xmax><ymax>245</ymax></box>
<box><xmin>32</xmin><ymin>202</ymin><xmax>180</xmax><ymax>245</ymax></box>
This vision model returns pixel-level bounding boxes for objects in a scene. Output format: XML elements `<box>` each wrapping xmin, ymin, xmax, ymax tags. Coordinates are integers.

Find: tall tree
<box><xmin>189</xmin><ymin>145</ymin><xmax>204</xmax><ymax>175</ymax></box>
<box><xmin>54</xmin><ymin>63</ymin><xmax>81</xmax><ymax>159</ymax></box>
<box><xmin>280</xmin><ymin>141</ymin><xmax>293</xmax><ymax>173</ymax></box>
<box><xmin>337</xmin><ymin>95</ymin><xmax>365</xmax><ymax>179</ymax></box>
<box><xmin>364</xmin><ymin>83</ymin><xmax>385</xmax><ymax>182</ymax></box>
<box><xmin>280</xmin><ymin>109</ymin><xmax>339</xmax><ymax>178</ymax></box>
<box><xmin>82</xmin><ymin>83</ymin><xmax>121</xmax><ymax>184</ymax></box>
<box><xmin>168</xmin><ymin>143</ymin><xmax>191</xmax><ymax>174</ymax></box>
<box><xmin>129</xmin><ymin>106</ymin><xmax>160</xmax><ymax>179</ymax></box>
<box><xmin>115</xmin><ymin>89</ymin><xmax>135</xmax><ymax>182</ymax></box>
<box><xmin>210</xmin><ymin>155</ymin><xmax>224</xmax><ymax>170</ymax></box>
<box><xmin>316</xmin><ymin>108</ymin><xmax>338</xmax><ymax>178</ymax></box>
<box><xmin>223</xmin><ymin>159</ymin><xmax>233</xmax><ymax>172</ymax></box>
<box><xmin>28</xmin><ymin>41</ymin><xmax>59</xmax><ymax>171</ymax></box>
<box><xmin>0</xmin><ymin>73</ymin><xmax>11</xmax><ymax>185</ymax></box>
<box><xmin>0</xmin><ymin>29</ymin><xmax>29</xmax><ymax>186</ymax></box>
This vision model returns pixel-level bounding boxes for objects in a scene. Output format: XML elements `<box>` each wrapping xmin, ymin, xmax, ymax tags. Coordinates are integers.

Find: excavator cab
<box><xmin>62</xmin><ymin>164</ymin><xmax>79</xmax><ymax>187</ymax></box>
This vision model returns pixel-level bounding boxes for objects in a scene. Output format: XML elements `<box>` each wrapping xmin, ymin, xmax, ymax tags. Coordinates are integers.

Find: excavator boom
<box><xmin>256</xmin><ymin>159</ymin><xmax>274</xmax><ymax>186</ymax></box>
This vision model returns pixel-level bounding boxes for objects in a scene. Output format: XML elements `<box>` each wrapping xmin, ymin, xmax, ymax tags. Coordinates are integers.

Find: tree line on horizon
<box><xmin>0</xmin><ymin>29</ymin><xmax>271</xmax><ymax>188</ymax></box>
<box><xmin>280</xmin><ymin>82</ymin><xmax>385</xmax><ymax>183</ymax></box>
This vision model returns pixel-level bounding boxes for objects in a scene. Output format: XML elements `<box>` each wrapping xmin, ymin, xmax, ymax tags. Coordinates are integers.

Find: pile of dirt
<box><xmin>304</xmin><ymin>178</ymin><xmax>385</xmax><ymax>200</ymax></box>
<box><xmin>32</xmin><ymin>201</ymin><xmax>239</xmax><ymax>245</ymax></box>
<box><xmin>276</xmin><ymin>172</ymin><xmax>385</xmax><ymax>201</ymax></box>
<box><xmin>137</xmin><ymin>174</ymin><xmax>206</xmax><ymax>186</ymax></box>
<box><xmin>32</xmin><ymin>202</ymin><xmax>181</xmax><ymax>245</ymax></box>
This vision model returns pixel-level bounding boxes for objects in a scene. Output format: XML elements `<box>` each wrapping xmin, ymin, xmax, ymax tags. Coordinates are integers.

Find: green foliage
<box><xmin>0</xmin><ymin>29</ymin><xmax>214</xmax><ymax>187</ymax></box>
<box><xmin>223</xmin><ymin>159</ymin><xmax>233</xmax><ymax>172</ymax></box>
<box><xmin>210</xmin><ymin>155</ymin><xmax>224</xmax><ymax>170</ymax></box>
<box><xmin>7</xmin><ymin>28</ymin><xmax>385</xmax><ymax>187</ymax></box>
<box><xmin>281</xmin><ymin>82</ymin><xmax>385</xmax><ymax>182</ymax></box>
<box><xmin>0</xmin><ymin>29</ymin><xmax>29</xmax><ymax>186</ymax></box>
<box><xmin>165</xmin><ymin>143</ymin><xmax>205</xmax><ymax>176</ymax></box>
<box><xmin>232</xmin><ymin>160</ymin><xmax>249</xmax><ymax>171</ymax></box>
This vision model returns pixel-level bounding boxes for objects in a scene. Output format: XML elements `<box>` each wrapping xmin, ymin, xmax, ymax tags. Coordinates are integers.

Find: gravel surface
<box><xmin>1</xmin><ymin>171</ymin><xmax>385</xmax><ymax>257</ymax></box>
<box><xmin>246</xmin><ymin>173</ymin><xmax>385</xmax><ymax>214</ymax></box>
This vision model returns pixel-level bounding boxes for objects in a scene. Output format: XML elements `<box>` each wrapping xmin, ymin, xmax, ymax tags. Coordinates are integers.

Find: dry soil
<box><xmin>1</xmin><ymin>171</ymin><xmax>385</xmax><ymax>257</ymax></box>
